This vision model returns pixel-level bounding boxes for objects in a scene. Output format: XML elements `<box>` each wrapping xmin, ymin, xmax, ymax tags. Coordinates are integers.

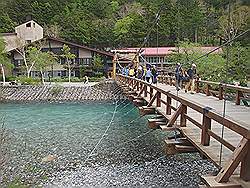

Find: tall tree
<box><xmin>27</xmin><ymin>47</ymin><xmax>57</xmax><ymax>84</ymax></box>
<box><xmin>61</xmin><ymin>44</ymin><xmax>76</xmax><ymax>83</ymax></box>
<box><xmin>0</xmin><ymin>36</ymin><xmax>12</xmax><ymax>86</ymax></box>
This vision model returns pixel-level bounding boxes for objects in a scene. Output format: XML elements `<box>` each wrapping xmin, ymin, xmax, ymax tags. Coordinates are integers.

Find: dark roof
<box><xmin>46</xmin><ymin>37</ymin><xmax>114</xmax><ymax>57</ymax></box>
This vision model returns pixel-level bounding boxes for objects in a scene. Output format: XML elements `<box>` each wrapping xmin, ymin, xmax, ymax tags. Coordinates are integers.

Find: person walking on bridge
<box><xmin>152</xmin><ymin>65</ymin><xmax>158</xmax><ymax>84</ymax></box>
<box><xmin>185</xmin><ymin>63</ymin><xmax>197</xmax><ymax>94</ymax></box>
<box><xmin>129</xmin><ymin>66</ymin><xmax>135</xmax><ymax>77</ymax></box>
<box><xmin>145</xmin><ymin>67</ymin><xmax>152</xmax><ymax>83</ymax></box>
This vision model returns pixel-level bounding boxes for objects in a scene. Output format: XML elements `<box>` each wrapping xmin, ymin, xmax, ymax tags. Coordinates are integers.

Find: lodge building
<box><xmin>2</xmin><ymin>20</ymin><xmax>114</xmax><ymax>78</ymax></box>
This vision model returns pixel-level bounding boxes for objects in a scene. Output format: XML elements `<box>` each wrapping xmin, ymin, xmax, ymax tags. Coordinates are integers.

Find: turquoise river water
<box><xmin>0</xmin><ymin>101</ymin><xmax>217</xmax><ymax>187</ymax></box>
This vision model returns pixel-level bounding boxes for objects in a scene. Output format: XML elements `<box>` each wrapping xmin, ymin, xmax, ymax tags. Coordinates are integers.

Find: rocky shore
<box><xmin>0</xmin><ymin>80</ymin><xmax>125</xmax><ymax>102</ymax></box>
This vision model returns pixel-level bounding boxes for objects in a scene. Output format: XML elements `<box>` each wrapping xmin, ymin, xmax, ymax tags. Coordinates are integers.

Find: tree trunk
<box><xmin>68</xmin><ymin>67</ymin><xmax>71</xmax><ymax>83</ymax></box>
<box><xmin>68</xmin><ymin>60</ymin><xmax>71</xmax><ymax>83</ymax></box>
<box><xmin>194</xmin><ymin>27</ymin><xmax>198</xmax><ymax>43</ymax></box>
<box><xmin>0</xmin><ymin>64</ymin><xmax>5</xmax><ymax>86</ymax></box>
<box><xmin>23</xmin><ymin>56</ymin><xmax>29</xmax><ymax>78</ymax></box>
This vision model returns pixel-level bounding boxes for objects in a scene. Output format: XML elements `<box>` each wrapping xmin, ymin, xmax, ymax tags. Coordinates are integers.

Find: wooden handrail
<box><xmin>197</xmin><ymin>80</ymin><xmax>250</xmax><ymax>93</ymax></box>
<box><xmin>158</xmin><ymin>75</ymin><xmax>250</xmax><ymax>105</ymax></box>
<box><xmin>117</xmin><ymin>74</ymin><xmax>250</xmax><ymax>184</ymax></box>
<box><xmin>118</xmin><ymin>74</ymin><xmax>250</xmax><ymax>139</ymax></box>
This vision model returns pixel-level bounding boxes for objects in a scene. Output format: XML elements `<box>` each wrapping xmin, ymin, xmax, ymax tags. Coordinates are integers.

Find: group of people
<box><xmin>120</xmin><ymin>62</ymin><xmax>197</xmax><ymax>94</ymax></box>
<box><xmin>122</xmin><ymin>65</ymin><xmax>158</xmax><ymax>84</ymax></box>
<box><xmin>175</xmin><ymin>63</ymin><xmax>198</xmax><ymax>94</ymax></box>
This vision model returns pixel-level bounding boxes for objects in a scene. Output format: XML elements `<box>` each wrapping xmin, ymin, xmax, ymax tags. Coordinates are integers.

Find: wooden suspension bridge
<box><xmin>116</xmin><ymin>74</ymin><xmax>250</xmax><ymax>188</ymax></box>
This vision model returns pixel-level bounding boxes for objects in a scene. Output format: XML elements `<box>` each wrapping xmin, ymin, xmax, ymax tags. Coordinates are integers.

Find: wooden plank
<box><xmin>185</xmin><ymin>114</ymin><xmax>202</xmax><ymax>129</ymax></box>
<box><xmin>160</xmin><ymin>126</ymin><xmax>179</xmax><ymax>131</ymax></box>
<box><xmin>175</xmin><ymin>145</ymin><xmax>198</xmax><ymax>153</ymax></box>
<box><xmin>137</xmin><ymin>85</ymin><xmax>145</xmax><ymax>97</ymax></box>
<box><xmin>215</xmin><ymin>138</ymin><xmax>248</xmax><ymax>183</ymax></box>
<box><xmin>147</xmin><ymin>91</ymin><xmax>158</xmax><ymax>107</ymax></box>
<box><xmin>167</xmin><ymin>104</ymin><xmax>183</xmax><ymax>127</ymax></box>
<box><xmin>201</xmin><ymin>114</ymin><xmax>212</xmax><ymax>146</ymax></box>
<box><xmin>166</xmin><ymin>96</ymin><xmax>172</xmax><ymax>115</ymax></box>
<box><xmin>207</xmin><ymin>130</ymin><xmax>236</xmax><ymax>151</ymax></box>
<box><xmin>202</xmin><ymin>176</ymin><xmax>241</xmax><ymax>188</ymax></box>
<box><xmin>240</xmin><ymin>140</ymin><xmax>250</xmax><ymax>181</ymax></box>
<box><xmin>180</xmin><ymin>105</ymin><xmax>187</xmax><ymax>127</ymax></box>
<box><xmin>157</xmin><ymin>92</ymin><xmax>161</xmax><ymax>107</ymax></box>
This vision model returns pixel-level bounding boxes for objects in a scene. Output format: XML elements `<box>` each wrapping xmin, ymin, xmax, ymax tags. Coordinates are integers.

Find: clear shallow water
<box><xmin>0</xmin><ymin>102</ymin><xmax>217</xmax><ymax>187</ymax></box>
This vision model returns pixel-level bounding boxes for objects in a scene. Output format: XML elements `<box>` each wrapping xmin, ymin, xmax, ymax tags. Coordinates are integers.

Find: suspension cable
<box><xmin>83</xmin><ymin>101</ymin><xmax>119</xmax><ymax>165</ymax></box>
<box><xmin>117</xmin><ymin>101</ymin><xmax>131</xmax><ymax>111</ymax></box>
<box><xmin>132</xmin><ymin>5</ymin><xmax>166</xmax><ymax>62</ymax></box>
<box><xmin>122</xmin><ymin>106</ymin><xmax>137</xmax><ymax>117</ymax></box>
<box><xmin>186</xmin><ymin>29</ymin><xmax>250</xmax><ymax>66</ymax></box>
<box><xmin>219</xmin><ymin>2</ymin><xmax>231</xmax><ymax>166</ymax></box>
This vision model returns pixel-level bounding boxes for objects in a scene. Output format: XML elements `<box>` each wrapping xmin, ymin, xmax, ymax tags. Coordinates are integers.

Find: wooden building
<box><xmin>2</xmin><ymin>20</ymin><xmax>114</xmax><ymax>78</ymax></box>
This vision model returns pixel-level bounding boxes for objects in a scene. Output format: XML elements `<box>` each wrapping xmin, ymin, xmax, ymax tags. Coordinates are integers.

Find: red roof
<box><xmin>115</xmin><ymin>47</ymin><xmax>222</xmax><ymax>56</ymax></box>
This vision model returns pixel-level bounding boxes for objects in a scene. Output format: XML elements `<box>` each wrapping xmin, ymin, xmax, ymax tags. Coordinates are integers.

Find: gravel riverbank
<box><xmin>0</xmin><ymin>87</ymin><xmax>218</xmax><ymax>187</ymax></box>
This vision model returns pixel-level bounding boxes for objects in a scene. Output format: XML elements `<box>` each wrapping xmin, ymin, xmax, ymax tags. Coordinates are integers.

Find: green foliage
<box><xmin>27</xmin><ymin>47</ymin><xmax>57</xmax><ymax>71</ymax></box>
<box><xmin>50</xmin><ymin>85</ymin><xmax>63</xmax><ymax>96</ymax></box>
<box><xmin>92</xmin><ymin>55</ymin><xmax>103</xmax><ymax>71</ymax></box>
<box><xmin>16</xmin><ymin>76</ymin><xmax>40</xmax><ymax>85</ymax></box>
<box><xmin>89</xmin><ymin>76</ymin><xmax>105</xmax><ymax>82</ymax></box>
<box><xmin>0</xmin><ymin>36</ymin><xmax>12</xmax><ymax>68</ymax></box>
<box><xmin>0</xmin><ymin>0</ymin><xmax>249</xmax><ymax>47</ymax></box>
<box><xmin>61</xmin><ymin>44</ymin><xmax>76</xmax><ymax>60</ymax></box>
<box><xmin>167</xmin><ymin>41</ymin><xmax>249</xmax><ymax>85</ymax></box>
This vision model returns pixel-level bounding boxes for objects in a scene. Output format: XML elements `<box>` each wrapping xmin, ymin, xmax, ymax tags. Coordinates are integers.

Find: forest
<box><xmin>0</xmin><ymin>0</ymin><xmax>249</xmax><ymax>85</ymax></box>
<box><xmin>0</xmin><ymin>0</ymin><xmax>249</xmax><ymax>48</ymax></box>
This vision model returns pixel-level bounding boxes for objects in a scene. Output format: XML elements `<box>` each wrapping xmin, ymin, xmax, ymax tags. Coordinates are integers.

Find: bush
<box><xmin>89</xmin><ymin>76</ymin><xmax>105</xmax><ymax>82</ymax></box>
<box><xmin>6</xmin><ymin>76</ymin><xmax>17</xmax><ymax>82</ymax></box>
<box><xmin>17</xmin><ymin>76</ymin><xmax>40</xmax><ymax>85</ymax></box>
<box><xmin>49</xmin><ymin>77</ymin><xmax>64</xmax><ymax>82</ymax></box>
<box><xmin>95</xmin><ymin>72</ymin><xmax>104</xmax><ymax>78</ymax></box>
<box><xmin>70</xmin><ymin>77</ymin><xmax>81</xmax><ymax>82</ymax></box>
<box><xmin>50</xmin><ymin>85</ymin><xmax>63</xmax><ymax>96</ymax></box>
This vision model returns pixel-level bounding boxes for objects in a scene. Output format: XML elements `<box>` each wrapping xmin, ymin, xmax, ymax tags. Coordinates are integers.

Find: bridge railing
<box><xmin>158</xmin><ymin>75</ymin><xmax>250</xmax><ymax>106</ymax></box>
<box><xmin>117</xmin><ymin>74</ymin><xmax>250</xmax><ymax>183</ymax></box>
<box><xmin>196</xmin><ymin>80</ymin><xmax>250</xmax><ymax>105</ymax></box>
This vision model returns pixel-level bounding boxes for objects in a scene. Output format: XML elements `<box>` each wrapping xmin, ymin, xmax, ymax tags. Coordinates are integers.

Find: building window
<box><xmin>26</xmin><ymin>22</ymin><xmax>31</xmax><ymax>27</ymax></box>
<box><xmin>33</xmin><ymin>23</ymin><xmax>35</xmax><ymax>28</ymax></box>
<box><xmin>57</xmin><ymin>71</ymin><xmax>61</xmax><ymax>77</ymax></box>
<box><xmin>26</xmin><ymin>40</ymin><xmax>32</xmax><ymax>44</ymax></box>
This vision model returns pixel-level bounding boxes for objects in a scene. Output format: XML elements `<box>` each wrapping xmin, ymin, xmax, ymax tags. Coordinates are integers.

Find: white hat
<box><xmin>192</xmin><ymin>63</ymin><xmax>196</xmax><ymax>67</ymax></box>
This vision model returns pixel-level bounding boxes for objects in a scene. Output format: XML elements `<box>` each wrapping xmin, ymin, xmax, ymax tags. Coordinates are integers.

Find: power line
<box><xmin>133</xmin><ymin>5</ymin><xmax>166</xmax><ymax>61</ymax></box>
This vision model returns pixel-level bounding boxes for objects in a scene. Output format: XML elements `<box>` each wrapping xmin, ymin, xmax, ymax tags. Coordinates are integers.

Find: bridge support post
<box><xmin>150</xmin><ymin>88</ymin><xmax>153</xmax><ymax>99</ymax></box>
<box><xmin>201</xmin><ymin>115</ymin><xmax>211</xmax><ymax>146</ymax></box>
<box><xmin>206</xmin><ymin>84</ymin><xmax>211</xmax><ymax>96</ymax></box>
<box><xmin>215</xmin><ymin>138</ymin><xmax>248</xmax><ymax>183</ymax></box>
<box><xmin>219</xmin><ymin>84</ymin><xmax>223</xmax><ymax>100</ymax></box>
<box><xmin>166</xmin><ymin>96</ymin><xmax>171</xmax><ymax>115</ymax></box>
<box><xmin>156</xmin><ymin>92</ymin><xmax>161</xmax><ymax>107</ymax></box>
<box><xmin>144</xmin><ymin>85</ymin><xmax>147</xmax><ymax>97</ymax></box>
<box><xmin>195</xmin><ymin>80</ymin><xmax>200</xmax><ymax>93</ymax></box>
<box><xmin>180</xmin><ymin>105</ymin><xmax>187</xmax><ymax>127</ymax></box>
<box><xmin>140</xmin><ymin>83</ymin><xmax>143</xmax><ymax>91</ymax></box>
<box><xmin>240</xmin><ymin>140</ymin><xmax>250</xmax><ymax>181</ymax></box>
<box><xmin>235</xmin><ymin>91</ymin><xmax>243</xmax><ymax>105</ymax></box>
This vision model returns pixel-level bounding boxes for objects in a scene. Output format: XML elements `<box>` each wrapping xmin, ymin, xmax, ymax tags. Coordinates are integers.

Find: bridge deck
<box><xmin>145</xmin><ymin>83</ymin><xmax>249</xmax><ymax>170</ymax></box>
<box><xmin>118</xmin><ymin>75</ymin><xmax>250</xmax><ymax>186</ymax></box>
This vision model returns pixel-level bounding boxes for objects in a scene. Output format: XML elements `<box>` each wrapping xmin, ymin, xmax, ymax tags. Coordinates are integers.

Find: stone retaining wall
<box><xmin>0</xmin><ymin>81</ymin><xmax>125</xmax><ymax>102</ymax></box>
